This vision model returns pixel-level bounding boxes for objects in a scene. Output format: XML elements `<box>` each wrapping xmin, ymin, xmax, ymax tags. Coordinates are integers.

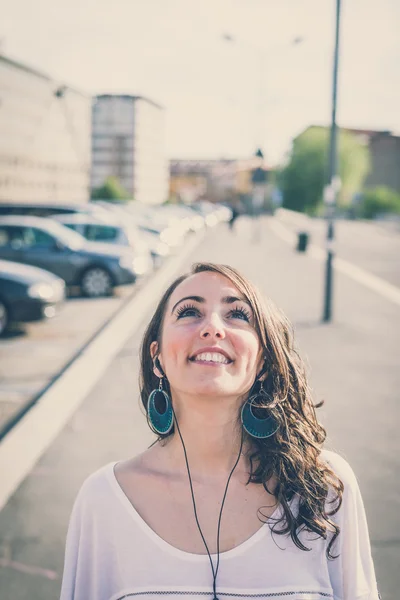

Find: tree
<box><xmin>358</xmin><ymin>186</ymin><xmax>400</xmax><ymax>219</ymax></box>
<box><xmin>281</xmin><ymin>127</ymin><xmax>370</xmax><ymax>215</ymax></box>
<box><xmin>91</xmin><ymin>177</ymin><xmax>130</xmax><ymax>201</ymax></box>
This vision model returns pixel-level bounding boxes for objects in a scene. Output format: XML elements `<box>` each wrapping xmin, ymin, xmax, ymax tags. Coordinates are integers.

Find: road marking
<box><xmin>268</xmin><ymin>218</ymin><xmax>400</xmax><ymax>307</ymax></box>
<box><xmin>0</xmin><ymin>558</ymin><xmax>58</xmax><ymax>580</ymax></box>
<box><xmin>0</xmin><ymin>231</ymin><xmax>205</xmax><ymax>512</ymax></box>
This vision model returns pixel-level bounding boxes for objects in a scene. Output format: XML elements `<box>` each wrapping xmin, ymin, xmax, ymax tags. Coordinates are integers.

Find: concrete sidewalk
<box><xmin>0</xmin><ymin>217</ymin><xmax>398</xmax><ymax>599</ymax></box>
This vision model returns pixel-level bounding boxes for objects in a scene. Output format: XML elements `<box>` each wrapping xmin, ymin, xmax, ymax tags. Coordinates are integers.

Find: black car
<box><xmin>0</xmin><ymin>216</ymin><xmax>141</xmax><ymax>297</ymax></box>
<box><xmin>0</xmin><ymin>259</ymin><xmax>65</xmax><ymax>335</ymax></box>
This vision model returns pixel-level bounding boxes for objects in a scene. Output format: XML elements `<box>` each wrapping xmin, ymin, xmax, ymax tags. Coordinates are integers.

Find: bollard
<box><xmin>296</xmin><ymin>231</ymin><xmax>309</xmax><ymax>253</ymax></box>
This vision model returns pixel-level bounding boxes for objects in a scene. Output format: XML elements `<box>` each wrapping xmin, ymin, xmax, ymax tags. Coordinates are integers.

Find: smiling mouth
<box><xmin>189</xmin><ymin>352</ymin><xmax>232</xmax><ymax>365</ymax></box>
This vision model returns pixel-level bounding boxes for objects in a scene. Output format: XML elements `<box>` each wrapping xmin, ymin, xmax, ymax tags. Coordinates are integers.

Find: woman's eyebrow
<box><xmin>171</xmin><ymin>295</ymin><xmax>204</xmax><ymax>314</ymax></box>
<box><xmin>222</xmin><ymin>295</ymin><xmax>251</xmax><ymax>307</ymax></box>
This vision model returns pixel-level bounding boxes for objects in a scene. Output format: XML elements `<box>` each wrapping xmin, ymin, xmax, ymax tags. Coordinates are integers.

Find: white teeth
<box><xmin>193</xmin><ymin>352</ymin><xmax>229</xmax><ymax>364</ymax></box>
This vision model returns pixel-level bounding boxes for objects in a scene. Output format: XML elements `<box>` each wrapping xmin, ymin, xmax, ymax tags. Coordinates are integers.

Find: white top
<box><xmin>60</xmin><ymin>450</ymin><xmax>380</xmax><ymax>600</ymax></box>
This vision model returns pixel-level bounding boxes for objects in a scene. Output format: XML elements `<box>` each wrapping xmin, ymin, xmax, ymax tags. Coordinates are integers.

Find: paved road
<box><xmin>0</xmin><ymin>218</ymin><xmax>398</xmax><ymax>599</ymax></box>
<box><xmin>0</xmin><ymin>283</ymin><xmax>138</xmax><ymax>432</ymax></box>
<box><xmin>275</xmin><ymin>210</ymin><xmax>400</xmax><ymax>288</ymax></box>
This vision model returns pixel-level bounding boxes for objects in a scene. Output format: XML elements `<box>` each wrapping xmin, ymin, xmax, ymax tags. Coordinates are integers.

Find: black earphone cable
<box><xmin>172</xmin><ymin>406</ymin><xmax>244</xmax><ymax>600</ymax></box>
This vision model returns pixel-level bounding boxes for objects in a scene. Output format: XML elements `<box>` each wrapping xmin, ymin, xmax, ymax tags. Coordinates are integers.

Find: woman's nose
<box><xmin>200</xmin><ymin>313</ymin><xmax>225</xmax><ymax>339</ymax></box>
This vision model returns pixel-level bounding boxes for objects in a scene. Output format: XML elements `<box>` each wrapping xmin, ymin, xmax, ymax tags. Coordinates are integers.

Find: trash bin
<box><xmin>296</xmin><ymin>231</ymin><xmax>309</xmax><ymax>252</ymax></box>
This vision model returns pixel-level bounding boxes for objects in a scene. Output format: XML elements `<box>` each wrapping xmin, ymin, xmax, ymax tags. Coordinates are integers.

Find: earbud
<box><xmin>154</xmin><ymin>357</ymin><xmax>166</xmax><ymax>378</ymax></box>
<box><xmin>257</xmin><ymin>363</ymin><xmax>268</xmax><ymax>381</ymax></box>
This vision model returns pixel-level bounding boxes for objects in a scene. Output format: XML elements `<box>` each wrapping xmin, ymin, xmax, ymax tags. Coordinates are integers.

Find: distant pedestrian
<box><xmin>228</xmin><ymin>198</ymin><xmax>242</xmax><ymax>232</ymax></box>
<box><xmin>60</xmin><ymin>262</ymin><xmax>381</xmax><ymax>600</ymax></box>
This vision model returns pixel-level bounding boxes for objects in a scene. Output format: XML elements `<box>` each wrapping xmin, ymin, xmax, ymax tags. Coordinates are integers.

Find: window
<box><xmin>62</xmin><ymin>222</ymin><xmax>80</xmax><ymax>233</ymax></box>
<box><xmin>0</xmin><ymin>227</ymin><xmax>10</xmax><ymax>247</ymax></box>
<box><xmin>85</xmin><ymin>225</ymin><xmax>118</xmax><ymax>242</ymax></box>
<box><xmin>27</xmin><ymin>228</ymin><xmax>56</xmax><ymax>248</ymax></box>
<box><xmin>0</xmin><ymin>226</ymin><xmax>27</xmax><ymax>249</ymax></box>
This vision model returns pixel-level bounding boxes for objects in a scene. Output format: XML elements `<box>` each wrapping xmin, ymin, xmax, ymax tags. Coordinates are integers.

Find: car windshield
<box><xmin>45</xmin><ymin>220</ymin><xmax>86</xmax><ymax>248</ymax></box>
<box><xmin>140</xmin><ymin>225</ymin><xmax>161</xmax><ymax>235</ymax></box>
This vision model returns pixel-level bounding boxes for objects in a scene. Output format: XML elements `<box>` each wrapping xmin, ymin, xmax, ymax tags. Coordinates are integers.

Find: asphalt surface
<box><xmin>0</xmin><ymin>282</ymin><xmax>137</xmax><ymax>432</ymax></box>
<box><xmin>275</xmin><ymin>209</ymin><xmax>400</xmax><ymax>288</ymax></box>
<box><xmin>0</xmin><ymin>216</ymin><xmax>399</xmax><ymax>599</ymax></box>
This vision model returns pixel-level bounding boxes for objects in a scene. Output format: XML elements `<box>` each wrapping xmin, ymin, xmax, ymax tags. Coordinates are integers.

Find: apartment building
<box><xmin>346</xmin><ymin>128</ymin><xmax>400</xmax><ymax>194</ymax></box>
<box><xmin>91</xmin><ymin>95</ymin><xmax>168</xmax><ymax>204</ymax></box>
<box><xmin>0</xmin><ymin>54</ymin><xmax>91</xmax><ymax>203</ymax></box>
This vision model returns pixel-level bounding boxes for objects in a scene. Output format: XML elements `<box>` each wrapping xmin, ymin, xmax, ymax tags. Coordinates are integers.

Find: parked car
<box><xmin>87</xmin><ymin>207</ymin><xmax>173</xmax><ymax>267</ymax></box>
<box><xmin>136</xmin><ymin>228</ymin><xmax>171</xmax><ymax>267</ymax></box>
<box><xmin>159</xmin><ymin>204</ymin><xmax>205</xmax><ymax>232</ymax></box>
<box><xmin>0</xmin><ymin>216</ymin><xmax>142</xmax><ymax>298</ymax></box>
<box><xmin>0</xmin><ymin>202</ymin><xmax>114</xmax><ymax>222</ymax></box>
<box><xmin>121</xmin><ymin>202</ymin><xmax>188</xmax><ymax>242</ymax></box>
<box><xmin>51</xmin><ymin>214</ymin><xmax>156</xmax><ymax>272</ymax></box>
<box><xmin>189</xmin><ymin>201</ymin><xmax>222</xmax><ymax>227</ymax></box>
<box><xmin>0</xmin><ymin>259</ymin><xmax>65</xmax><ymax>335</ymax></box>
<box><xmin>95</xmin><ymin>202</ymin><xmax>185</xmax><ymax>251</ymax></box>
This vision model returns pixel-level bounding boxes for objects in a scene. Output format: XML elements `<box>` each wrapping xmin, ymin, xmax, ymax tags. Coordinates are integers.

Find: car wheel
<box><xmin>0</xmin><ymin>300</ymin><xmax>9</xmax><ymax>336</ymax></box>
<box><xmin>81</xmin><ymin>267</ymin><xmax>113</xmax><ymax>298</ymax></box>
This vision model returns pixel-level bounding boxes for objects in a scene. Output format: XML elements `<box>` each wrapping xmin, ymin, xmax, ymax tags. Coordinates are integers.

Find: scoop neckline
<box><xmin>107</xmin><ymin>461</ymin><xmax>282</xmax><ymax>562</ymax></box>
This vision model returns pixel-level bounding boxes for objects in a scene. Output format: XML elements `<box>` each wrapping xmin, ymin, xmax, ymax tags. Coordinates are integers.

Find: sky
<box><xmin>1</xmin><ymin>0</ymin><xmax>399</xmax><ymax>164</ymax></box>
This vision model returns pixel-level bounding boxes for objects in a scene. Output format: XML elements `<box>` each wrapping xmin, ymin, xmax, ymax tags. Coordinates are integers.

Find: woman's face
<box><xmin>152</xmin><ymin>271</ymin><xmax>263</xmax><ymax>401</ymax></box>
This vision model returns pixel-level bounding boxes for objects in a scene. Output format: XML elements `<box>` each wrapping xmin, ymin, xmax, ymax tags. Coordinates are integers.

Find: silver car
<box><xmin>52</xmin><ymin>214</ymin><xmax>159</xmax><ymax>271</ymax></box>
<box><xmin>0</xmin><ymin>216</ymin><xmax>141</xmax><ymax>297</ymax></box>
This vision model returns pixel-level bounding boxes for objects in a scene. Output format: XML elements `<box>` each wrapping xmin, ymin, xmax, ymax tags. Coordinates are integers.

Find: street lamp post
<box><xmin>323</xmin><ymin>0</ymin><xmax>342</xmax><ymax>323</ymax></box>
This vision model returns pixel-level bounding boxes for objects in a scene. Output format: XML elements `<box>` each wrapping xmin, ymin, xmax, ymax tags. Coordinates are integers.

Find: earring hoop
<box><xmin>147</xmin><ymin>378</ymin><xmax>173</xmax><ymax>435</ymax></box>
<box><xmin>241</xmin><ymin>382</ymin><xmax>279</xmax><ymax>439</ymax></box>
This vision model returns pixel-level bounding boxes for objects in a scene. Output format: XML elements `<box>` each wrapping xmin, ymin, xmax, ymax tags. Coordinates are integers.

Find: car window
<box><xmin>85</xmin><ymin>225</ymin><xmax>118</xmax><ymax>242</ymax></box>
<box><xmin>0</xmin><ymin>226</ymin><xmax>27</xmax><ymax>249</ymax></box>
<box><xmin>26</xmin><ymin>228</ymin><xmax>56</xmax><ymax>248</ymax></box>
<box><xmin>0</xmin><ymin>227</ymin><xmax>10</xmax><ymax>247</ymax></box>
<box><xmin>63</xmin><ymin>223</ymin><xmax>80</xmax><ymax>233</ymax></box>
<box><xmin>44</xmin><ymin>221</ymin><xmax>84</xmax><ymax>248</ymax></box>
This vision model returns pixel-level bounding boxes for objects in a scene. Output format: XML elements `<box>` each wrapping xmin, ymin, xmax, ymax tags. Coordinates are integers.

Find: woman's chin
<box><xmin>185</xmin><ymin>380</ymin><xmax>240</xmax><ymax>398</ymax></box>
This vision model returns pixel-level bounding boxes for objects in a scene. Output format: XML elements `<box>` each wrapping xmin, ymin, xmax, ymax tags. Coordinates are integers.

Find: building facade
<box><xmin>169</xmin><ymin>157</ymin><xmax>269</xmax><ymax>204</ymax></box>
<box><xmin>346</xmin><ymin>128</ymin><xmax>400</xmax><ymax>194</ymax></box>
<box><xmin>298</xmin><ymin>125</ymin><xmax>400</xmax><ymax>195</ymax></box>
<box><xmin>0</xmin><ymin>54</ymin><xmax>91</xmax><ymax>204</ymax></box>
<box><xmin>91</xmin><ymin>95</ymin><xmax>168</xmax><ymax>205</ymax></box>
<box><xmin>169</xmin><ymin>159</ymin><xmax>235</xmax><ymax>204</ymax></box>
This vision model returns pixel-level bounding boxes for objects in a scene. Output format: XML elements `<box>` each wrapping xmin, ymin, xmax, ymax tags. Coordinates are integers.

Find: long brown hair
<box><xmin>139</xmin><ymin>262</ymin><xmax>344</xmax><ymax>559</ymax></box>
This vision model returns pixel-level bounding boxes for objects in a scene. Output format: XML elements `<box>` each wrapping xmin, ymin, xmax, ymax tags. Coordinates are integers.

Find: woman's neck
<box><xmin>160</xmin><ymin>393</ymin><xmax>250</xmax><ymax>482</ymax></box>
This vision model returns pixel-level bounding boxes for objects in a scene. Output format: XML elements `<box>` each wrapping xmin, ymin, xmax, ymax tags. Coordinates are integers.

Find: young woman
<box><xmin>60</xmin><ymin>262</ymin><xmax>380</xmax><ymax>600</ymax></box>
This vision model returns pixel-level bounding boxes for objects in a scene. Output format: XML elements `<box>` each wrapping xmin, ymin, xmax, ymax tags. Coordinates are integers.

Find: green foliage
<box><xmin>91</xmin><ymin>177</ymin><xmax>130</xmax><ymax>201</ymax></box>
<box><xmin>358</xmin><ymin>186</ymin><xmax>400</xmax><ymax>219</ymax></box>
<box><xmin>339</xmin><ymin>131</ymin><xmax>371</xmax><ymax>208</ymax></box>
<box><xmin>281</xmin><ymin>126</ymin><xmax>370</xmax><ymax>215</ymax></box>
<box><xmin>164</xmin><ymin>195</ymin><xmax>178</xmax><ymax>205</ymax></box>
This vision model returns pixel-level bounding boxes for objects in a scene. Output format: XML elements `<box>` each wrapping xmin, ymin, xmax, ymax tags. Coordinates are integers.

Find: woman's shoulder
<box><xmin>74</xmin><ymin>462</ymin><xmax>117</xmax><ymax>507</ymax></box>
<box><xmin>320</xmin><ymin>448</ymin><xmax>359</xmax><ymax>487</ymax></box>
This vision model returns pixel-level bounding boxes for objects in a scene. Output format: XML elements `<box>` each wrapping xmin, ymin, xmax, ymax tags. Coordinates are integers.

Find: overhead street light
<box><xmin>221</xmin><ymin>33</ymin><xmax>304</xmax><ymax>159</ymax></box>
<box><xmin>222</xmin><ymin>33</ymin><xmax>304</xmax><ymax>52</ymax></box>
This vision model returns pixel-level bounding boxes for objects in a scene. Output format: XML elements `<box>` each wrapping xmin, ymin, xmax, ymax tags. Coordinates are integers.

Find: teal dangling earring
<box><xmin>241</xmin><ymin>381</ymin><xmax>279</xmax><ymax>439</ymax></box>
<box><xmin>148</xmin><ymin>377</ymin><xmax>174</xmax><ymax>435</ymax></box>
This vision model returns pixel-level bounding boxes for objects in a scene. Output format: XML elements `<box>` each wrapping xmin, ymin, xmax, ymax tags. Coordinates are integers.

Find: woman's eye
<box><xmin>175</xmin><ymin>303</ymin><xmax>251</xmax><ymax>322</ymax></box>
<box><xmin>228</xmin><ymin>307</ymin><xmax>251</xmax><ymax>322</ymax></box>
<box><xmin>176</xmin><ymin>305</ymin><xmax>200</xmax><ymax>319</ymax></box>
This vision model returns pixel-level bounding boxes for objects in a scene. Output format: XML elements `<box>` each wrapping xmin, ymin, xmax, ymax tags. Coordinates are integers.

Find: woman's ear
<box><xmin>150</xmin><ymin>341</ymin><xmax>164</xmax><ymax>378</ymax></box>
<box><xmin>256</xmin><ymin>356</ymin><xmax>268</xmax><ymax>381</ymax></box>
